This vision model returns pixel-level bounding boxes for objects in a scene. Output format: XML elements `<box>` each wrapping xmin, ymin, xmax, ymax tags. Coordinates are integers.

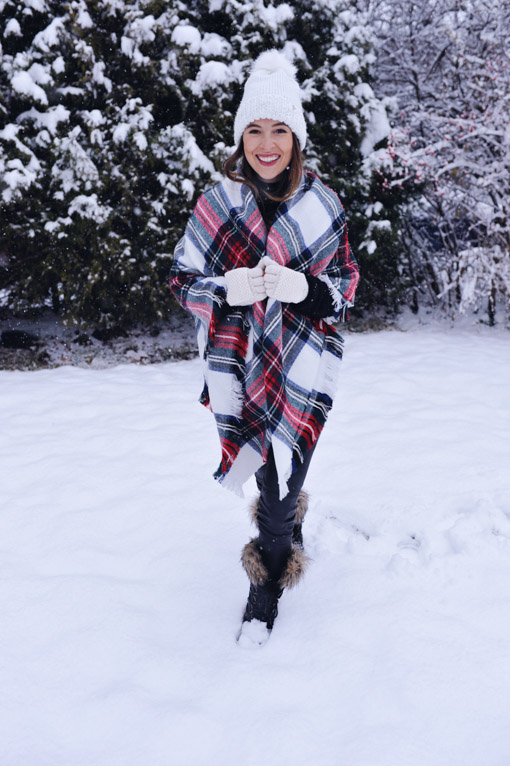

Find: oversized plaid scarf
<box><xmin>170</xmin><ymin>171</ymin><xmax>359</xmax><ymax>498</ymax></box>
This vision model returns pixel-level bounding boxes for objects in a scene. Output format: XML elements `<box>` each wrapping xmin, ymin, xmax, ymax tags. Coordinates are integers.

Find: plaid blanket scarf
<box><xmin>170</xmin><ymin>171</ymin><xmax>359</xmax><ymax>498</ymax></box>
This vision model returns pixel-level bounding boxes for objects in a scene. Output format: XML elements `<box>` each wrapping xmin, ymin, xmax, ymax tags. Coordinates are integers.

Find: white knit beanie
<box><xmin>234</xmin><ymin>50</ymin><xmax>307</xmax><ymax>149</ymax></box>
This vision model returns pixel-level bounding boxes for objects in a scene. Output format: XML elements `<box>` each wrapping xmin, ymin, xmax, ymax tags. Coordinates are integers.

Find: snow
<box><xmin>181</xmin><ymin>177</ymin><xmax>195</xmax><ymax>200</ymax></box>
<box><xmin>81</xmin><ymin>109</ymin><xmax>105</xmax><ymax>127</ymax></box>
<box><xmin>112</xmin><ymin>123</ymin><xmax>130</xmax><ymax>143</ymax></box>
<box><xmin>171</xmin><ymin>24</ymin><xmax>201</xmax><ymax>54</ymax></box>
<box><xmin>336</xmin><ymin>53</ymin><xmax>360</xmax><ymax>75</ymax></box>
<box><xmin>237</xmin><ymin>618</ymin><xmax>271</xmax><ymax>648</ymax></box>
<box><xmin>67</xmin><ymin>193</ymin><xmax>111</xmax><ymax>222</ymax></box>
<box><xmin>365</xmin><ymin>201</ymin><xmax>383</xmax><ymax>217</ymax></box>
<box><xmin>1</xmin><ymin>326</ymin><xmax>509</xmax><ymax>764</ymax></box>
<box><xmin>126</xmin><ymin>15</ymin><xmax>156</xmax><ymax>45</ymax></box>
<box><xmin>77</xmin><ymin>7</ymin><xmax>93</xmax><ymax>29</ymax></box>
<box><xmin>193</xmin><ymin>60</ymin><xmax>232</xmax><ymax>91</ymax></box>
<box><xmin>0</xmin><ymin>125</ymin><xmax>41</xmax><ymax>200</ymax></box>
<box><xmin>0</xmin><ymin>123</ymin><xmax>19</xmax><ymax>141</ymax></box>
<box><xmin>361</xmin><ymin>100</ymin><xmax>391</xmax><ymax>157</ymax></box>
<box><xmin>28</xmin><ymin>61</ymin><xmax>52</xmax><ymax>85</ymax></box>
<box><xmin>345</xmin><ymin>24</ymin><xmax>370</xmax><ymax>46</ymax></box>
<box><xmin>51</xmin><ymin>128</ymin><xmax>100</xmax><ymax>193</ymax></box>
<box><xmin>120</xmin><ymin>35</ymin><xmax>135</xmax><ymax>58</ymax></box>
<box><xmin>18</xmin><ymin>104</ymin><xmax>70</xmax><ymax>134</ymax></box>
<box><xmin>133</xmin><ymin>131</ymin><xmax>147</xmax><ymax>151</ymax></box>
<box><xmin>11</xmin><ymin>70</ymin><xmax>48</xmax><ymax>105</ymax></box>
<box><xmin>91</xmin><ymin>62</ymin><xmax>112</xmax><ymax>92</ymax></box>
<box><xmin>4</xmin><ymin>18</ymin><xmax>22</xmax><ymax>37</ymax></box>
<box><xmin>26</xmin><ymin>0</ymin><xmax>47</xmax><ymax>11</ymax></box>
<box><xmin>32</xmin><ymin>16</ymin><xmax>65</xmax><ymax>51</ymax></box>
<box><xmin>171</xmin><ymin>123</ymin><xmax>217</xmax><ymax>177</ymax></box>
<box><xmin>52</xmin><ymin>55</ymin><xmax>65</xmax><ymax>74</ymax></box>
<box><xmin>112</xmin><ymin>105</ymin><xmax>152</xmax><ymax>148</ymax></box>
<box><xmin>200</xmin><ymin>32</ymin><xmax>231</xmax><ymax>58</ymax></box>
<box><xmin>259</xmin><ymin>2</ymin><xmax>294</xmax><ymax>31</ymax></box>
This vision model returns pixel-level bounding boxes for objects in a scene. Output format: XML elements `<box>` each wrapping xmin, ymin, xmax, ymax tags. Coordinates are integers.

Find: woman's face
<box><xmin>242</xmin><ymin>119</ymin><xmax>293</xmax><ymax>181</ymax></box>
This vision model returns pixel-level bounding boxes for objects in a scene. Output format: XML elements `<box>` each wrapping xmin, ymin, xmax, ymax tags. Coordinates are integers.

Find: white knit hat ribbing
<box><xmin>234</xmin><ymin>50</ymin><xmax>307</xmax><ymax>149</ymax></box>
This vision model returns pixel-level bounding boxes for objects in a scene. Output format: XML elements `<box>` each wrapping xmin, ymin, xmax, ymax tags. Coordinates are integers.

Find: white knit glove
<box><xmin>225</xmin><ymin>266</ymin><xmax>267</xmax><ymax>306</ymax></box>
<box><xmin>260</xmin><ymin>257</ymin><xmax>309</xmax><ymax>303</ymax></box>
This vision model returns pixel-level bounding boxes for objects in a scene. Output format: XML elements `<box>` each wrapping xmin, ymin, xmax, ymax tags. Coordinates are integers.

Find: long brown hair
<box><xmin>223</xmin><ymin>133</ymin><xmax>303</xmax><ymax>203</ymax></box>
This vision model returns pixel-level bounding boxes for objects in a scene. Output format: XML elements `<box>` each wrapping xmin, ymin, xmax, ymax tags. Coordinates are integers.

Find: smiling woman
<box><xmin>223</xmin><ymin>51</ymin><xmax>306</xmax><ymax>204</ymax></box>
<box><xmin>223</xmin><ymin>119</ymin><xmax>303</xmax><ymax>205</ymax></box>
<box><xmin>170</xmin><ymin>50</ymin><xmax>359</xmax><ymax>647</ymax></box>
<box><xmin>242</xmin><ymin>120</ymin><xmax>293</xmax><ymax>180</ymax></box>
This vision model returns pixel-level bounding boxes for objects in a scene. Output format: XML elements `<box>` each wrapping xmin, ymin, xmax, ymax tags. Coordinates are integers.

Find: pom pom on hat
<box><xmin>251</xmin><ymin>49</ymin><xmax>297</xmax><ymax>78</ymax></box>
<box><xmin>234</xmin><ymin>49</ymin><xmax>307</xmax><ymax>149</ymax></box>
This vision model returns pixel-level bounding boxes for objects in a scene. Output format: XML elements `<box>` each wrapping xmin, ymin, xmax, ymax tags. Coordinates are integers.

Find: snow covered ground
<box><xmin>1</xmin><ymin>324</ymin><xmax>509</xmax><ymax>766</ymax></box>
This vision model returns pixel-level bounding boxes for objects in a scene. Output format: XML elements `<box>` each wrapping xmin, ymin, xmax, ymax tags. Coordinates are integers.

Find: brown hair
<box><xmin>223</xmin><ymin>133</ymin><xmax>303</xmax><ymax>203</ymax></box>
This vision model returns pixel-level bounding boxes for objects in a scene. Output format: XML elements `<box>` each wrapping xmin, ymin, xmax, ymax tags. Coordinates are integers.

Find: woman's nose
<box><xmin>259</xmin><ymin>132</ymin><xmax>274</xmax><ymax>149</ymax></box>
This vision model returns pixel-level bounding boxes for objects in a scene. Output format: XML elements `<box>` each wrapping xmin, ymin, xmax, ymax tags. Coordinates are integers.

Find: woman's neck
<box><xmin>251</xmin><ymin>170</ymin><xmax>289</xmax><ymax>198</ymax></box>
<box><xmin>255</xmin><ymin>171</ymin><xmax>287</xmax><ymax>186</ymax></box>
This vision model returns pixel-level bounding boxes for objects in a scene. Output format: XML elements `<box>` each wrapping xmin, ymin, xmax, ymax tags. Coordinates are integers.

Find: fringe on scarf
<box><xmin>318</xmin><ymin>273</ymin><xmax>350</xmax><ymax>324</ymax></box>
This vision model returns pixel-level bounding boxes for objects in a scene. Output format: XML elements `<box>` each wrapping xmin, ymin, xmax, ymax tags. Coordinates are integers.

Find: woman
<box><xmin>170</xmin><ymin>50</ymin><xmax>359</xmax><ymax>647</ymax></box>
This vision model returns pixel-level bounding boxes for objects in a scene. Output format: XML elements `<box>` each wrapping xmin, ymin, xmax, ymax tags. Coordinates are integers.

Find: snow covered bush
<box><xmin>0</xmin><ymin>0</ymin><xmax>216</xmax><ymax>328</ymax></box>
<box><xmin>0</xmin><ymin>0</ymin><xmax>407</xmax><ymax>328</ymax></box>
<box><xmin>368</xmin><ymin>0</ymin><xmax>510</xmax><ymax>323</ymax></box>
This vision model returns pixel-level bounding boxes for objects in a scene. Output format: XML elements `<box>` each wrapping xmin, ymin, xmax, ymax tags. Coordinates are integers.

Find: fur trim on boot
<box><xmin>293</xmin><ymin>490</ymin><xmax>309</xmax><ymax>548</ymax></box>
<box><xmin>248</xmin><ymin>496</ymin><xmax>260</xmax><ymax>527</ymax></box>
<box><xmin>241</xmin><ymin>538</ymin><xmax>309</xmax><ymax>589</ymax></box>
<box><xmin>279</xmin><ymin>545</ymin><xmax>310</xmax><ymax>589</ymax></box>
<box><xmin>295</xmin><ymin>489</ymin><xmax>309</xmax><ymax>525</ymax></box>
<box><xmin>241</xmin><ymin>538</ymin><xmax>269</xmax><ymax>586</ymax></box>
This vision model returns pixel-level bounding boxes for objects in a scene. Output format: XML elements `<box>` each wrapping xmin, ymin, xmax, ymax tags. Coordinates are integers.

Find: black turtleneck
<box><xmin>252</xmin><ymin>174</ymin><xmax>287</xmax><ymax>229</ymax></box>
<box><xmin>250</xmin><ymin>174</ymin><xmax>338</xmax><ymax>320</ymax></box>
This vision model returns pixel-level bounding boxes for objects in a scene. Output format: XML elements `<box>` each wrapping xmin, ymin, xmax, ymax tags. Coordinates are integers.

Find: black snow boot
<box><xmin>242</xmin><ymin>581</ymin><xmax>283</xmax><ymax>630</ymax></box>
<box><xmin>237</xmin><ymin>538</ymin><xmax>309</xmax><ymax>647</ymax></box>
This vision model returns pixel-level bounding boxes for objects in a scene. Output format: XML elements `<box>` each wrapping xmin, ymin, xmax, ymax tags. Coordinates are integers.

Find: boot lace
<box><xmin>243</xmin><ymin>582</ymin><xmax>284</xmax><ymax>630</ymax></box>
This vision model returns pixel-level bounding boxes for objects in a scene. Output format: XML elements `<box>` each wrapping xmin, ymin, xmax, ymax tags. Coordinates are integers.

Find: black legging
<box><xmin>254</xmin><ymin>444</ymin><xmax>316</xmax><ymax>581</ymax></box>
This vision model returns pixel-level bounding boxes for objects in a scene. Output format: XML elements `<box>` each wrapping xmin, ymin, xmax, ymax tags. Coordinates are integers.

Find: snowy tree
<box><xmin>368</xmin><ymin>0</ymin><xmax>510</xmax><ymax>323</ymax></box>
<box><xmin>0</xmin><ymin>0</ymin><xmax>215</xmax><ymax>328</ymax></box>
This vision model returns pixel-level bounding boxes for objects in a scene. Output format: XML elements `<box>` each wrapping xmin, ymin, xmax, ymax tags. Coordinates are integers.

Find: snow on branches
<box><xmin>368</xmin><ymin>0</ymin><xmax>510</xmax><ymax>322</ymax></box>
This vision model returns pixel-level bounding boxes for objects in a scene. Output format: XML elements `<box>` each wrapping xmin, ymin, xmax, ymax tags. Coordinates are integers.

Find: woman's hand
<box><xmin>225</xmin><ymin>258</ymin><xmax>309</xmax><ymax>306</ymax></box>
<box><xmin>225</xmin><ymin>265</ymin><xmax>267</xmax><ymax>306</ymax></box>
<box><xmin>259</xmin><ymin>257</ymin><xmax>309</xmax><ymax>303</ymax></box>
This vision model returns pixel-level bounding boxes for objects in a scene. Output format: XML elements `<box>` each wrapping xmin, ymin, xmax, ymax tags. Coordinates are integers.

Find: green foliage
<box><xmin>0</xmin><ymin>0</ymin><xmax>412</xmax><ymax>328</ymax></box>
